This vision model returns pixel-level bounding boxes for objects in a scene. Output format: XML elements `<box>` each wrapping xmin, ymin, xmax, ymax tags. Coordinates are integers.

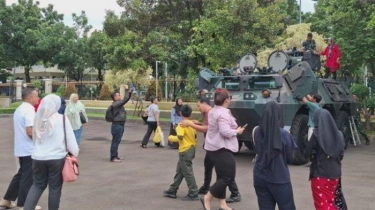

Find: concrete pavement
<box><xmin>0</xmin><ymin>118</ymin><xmax>374</xmax><ymax>210</ymax></box>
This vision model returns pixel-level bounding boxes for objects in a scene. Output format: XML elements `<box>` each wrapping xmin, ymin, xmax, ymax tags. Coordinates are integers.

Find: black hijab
<box><xmin>313</xmin><ymin>109</ymin><xmax>344</xmax><ymax>158</ymax></box>
<box><xmin>173</xmin><ymin>98</ymin><xmax>182</xmax><ymax>116</ymax></box>
<box><xmin>259</xmin><ymin>101</ymin><xmax>283</xmax><ymax>168</ymax></box>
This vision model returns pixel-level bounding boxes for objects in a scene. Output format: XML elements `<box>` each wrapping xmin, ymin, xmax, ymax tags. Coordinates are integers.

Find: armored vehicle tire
<box><xmin>244</xmin><ymin>141</ymin><xmax>255</xmax><ymax>150</ymax></box>
<box><xmin>334</xmin><ymin>111</ymin><xmax>350</xmax><ymax>149</ymax></box>
<box><xmin>290</xmin><ymin>114</ymin><xmax>309</xmax><ymax>165</ymax></box>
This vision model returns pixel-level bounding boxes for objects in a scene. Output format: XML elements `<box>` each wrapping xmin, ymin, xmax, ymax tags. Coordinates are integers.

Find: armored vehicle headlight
<box><xmin>244</xmin><ymin>92</ymin><xmax>256</xmax><ymax>100</ymax></box>
<box><xmin>205</xmin><ymin>93</ymin><xmax>213</xmax><ymax>99</ymax></box>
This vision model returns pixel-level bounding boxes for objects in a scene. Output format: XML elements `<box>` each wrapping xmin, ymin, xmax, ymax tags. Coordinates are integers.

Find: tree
<box><xmin>145</xmin><ymin>80</ymin><xmax>163</xmax><ymax>101</ymax></box>
<box><xmin>104</xmin><ymin>67</ymin><xmax>152</xmax><ymax>92</ymax></box>
<box><xmin>64</xmin><ymin>82</ymin><xmax>77</xmax><ymax>99</ymax></box>
<box><xmin>55</xmin><ymin>11</ymin><xmax>92</xmax><ymax>82</ymax></box>
<box><xmin>87</xmin><ymin>31</ymin><xmax>108</xmax><ymax>81</ymax></box>
<box><xmin>0</xmin><ymin>0</ymin><xmax>65</xmax><ymax>82</ymax></box>
<box><xmin>98</xmin><ymin>84</ymin><xmax>112</xmax><ymax>100</ymax></box>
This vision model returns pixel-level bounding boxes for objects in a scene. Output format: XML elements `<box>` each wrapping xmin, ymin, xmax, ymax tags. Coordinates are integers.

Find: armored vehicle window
<box><xmin>247</xmin><ymin>77</ymin><xmax>277</xmax><ymax>90</ymax></box>
<box><xmin>217</xmin><ymin>78</ymin><xmax>240</xmax><ymax>90</ymax></box>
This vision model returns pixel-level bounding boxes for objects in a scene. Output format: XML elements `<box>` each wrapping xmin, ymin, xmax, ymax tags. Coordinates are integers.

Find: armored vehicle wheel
<box><xmin>244</xmin><ymin>141</ymin><xmax>255</xmax><ymax>150</ymax></box>
<box><xmin>334</xmin><ymin>111</ymin><xmax>350</xmax><ymax>149</ymax></box>
<box><xmin>290</xmin><ymin>114</ymin><xmax>309</xmax><ymax>165</ymax></box>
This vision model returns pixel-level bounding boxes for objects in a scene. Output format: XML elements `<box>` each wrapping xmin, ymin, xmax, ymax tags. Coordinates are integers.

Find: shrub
<box><xmin>98</xmin><ymin>84</ymin><xmax>112</xmax><ymax>100</ymax></box>
<box><xmin>64</xmin><ymin>82</ymin><xmax>77</xmax><ymax>99</ymax></box>
<box><xmin>0</xmin><ymin>108</ymin><xmax>16</xmax><ymax>114</ymax></box>
<box><xmin>10</xmin><ymin>101</ymin><xmax>22</xmax><ymax>108</ymax></box>
<box><xmin>32</xmin><ymin>80</ymin><xmax>43</xmax><ymax>90</ymax></box>
<box><xmin>56</xmin><ymin>84</ymin><xmax>66</xmax><ymax>96</ymax></box>
<box><xmin>145</xmin><ymin>80</ymin><xmax>163</xmax><ymax>101</ymax></box>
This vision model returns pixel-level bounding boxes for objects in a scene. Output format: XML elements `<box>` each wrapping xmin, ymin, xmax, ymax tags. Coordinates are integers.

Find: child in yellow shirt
<box><xmin>163</xmin><ymin>105</ymin><xmax>199</xmax><ymax>201</ymax></box>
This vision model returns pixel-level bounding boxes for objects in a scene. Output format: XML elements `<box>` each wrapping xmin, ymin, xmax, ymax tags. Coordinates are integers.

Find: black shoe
<box><xmin>140</xmin><ymin>144</ymin><xmax>147</xmax><ymax>148</ymax></box>
<box><xmin>163</xmin><ymin>190</ymin><xmax>177</xmax><ymax>198</ymax></box>
<box><xmin>181</xmin><ymin>194</ymin><xmax>199</xmax><ymax>201</ymax></box>
<box><xmin>198</xmin><ymin>187</ymin><xmax>209</xmax><ymax>195</ymax></box>
<box><xmin>226</xmin><ymin>194</ymin><xmax>241</xmax><ymax>203</ymax></box>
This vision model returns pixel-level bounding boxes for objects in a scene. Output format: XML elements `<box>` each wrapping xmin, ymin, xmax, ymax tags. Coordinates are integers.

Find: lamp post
<box><xmin>155</xmin><ymin>61</ymin><xmax>160</xmax><ymax>98</ymax></box>
<box><xmin>299</xmin><ymin>0</ymin><xmax>302</xmax><ymax>24</ymax></box>
<box><xmin>165</xmin><ymin>62</ymin><xmax>168</xmax><ymax>102</ymax></box>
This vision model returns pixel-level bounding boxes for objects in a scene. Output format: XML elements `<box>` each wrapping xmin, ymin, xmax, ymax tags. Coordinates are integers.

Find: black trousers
<box><xmin>168</xmin><ymin>123</ymin><xmax>179</xmax><ymax>149</ymax></box>
<box><xmin>253</xmin><ymin>175</ymin><xmax>296</xmax><ymax>210</ymax></box>
<box><xmin>207</xmin><ymin>149</ymin><xmax>236</xmax><ymax>199</ymax></box>
<box><xmin>324</xmin><ymin>67</ymin><xmax>337</xmax><ymax>80</ymax></box>
<box><xmin>24</xmin><ymin>158</ymin><xmax>65</xmax><ymax>210</ymax></box>
<box><xmin>3</xmin><ymin>156</ymin><xmax>33</xmax><ymax>207</ymax></box>
<box><xmin>201</xmin><ymin>152</ymin><xmax>239</xmax><ymax>196</ymax></box>
<box><xmin>141</xmin><ymin>121</ymin><xmax>158</xmax><ymax>145</ymax></box>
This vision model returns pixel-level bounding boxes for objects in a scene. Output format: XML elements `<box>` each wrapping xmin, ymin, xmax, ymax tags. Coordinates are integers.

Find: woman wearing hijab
<box><xmin>304</xmin><ymin>109</ymin><xmax>345</xmax><ymax>210</ymax></box>
<box><xmin>65</xmin><ymin>93</ymin><xmax>88</xmax><ymax>147</ymax></box>
<box><xmin>252</xmin><ymin>101</ymin><xmax>297</xmax><ymax>210</ymax></box>
<box><xmin>169</xmin><ymin>98</ymin><xmax>183</xmax><ymax>149</ymax></box>
<box><xmin>23</xmin><ymin>94</ymin><xmax>79</xmax><ymax>210</ymax></box>
<box><xmin>200</xmin><ymin>88</ymin><xmax>245</xmax><ymax>210</ymax></box>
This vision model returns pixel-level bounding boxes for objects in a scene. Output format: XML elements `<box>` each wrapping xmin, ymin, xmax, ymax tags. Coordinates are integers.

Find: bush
<box><xmin>0</xmin><ymin>108</ymin><xmax>16</xmax><ymax>114</ymax></box>
<box><xmin>56</xmin><ymin>84</ymin><xmax>66</xmax><ymax>96</ymax></box>
<box><xmin>145</xmin><ymin>80</ymin><xmax>163</xmax><ymax>101</ymax></box>
<box><xmin>9</xmin><ymin>101</ymin><xmax>22</xmax><ymax>108</ymax></box>
<box><xmin>32</xmin><ymin>80</ymin><xmax>43</xmax><ymax>90</ymax></box>
<box><xmin>64</xmin><ymin>82</ymin><xmax>77</xmax><ymax>99</ymax></box>
<box><xmin>98</xmin><ymin>84</ymin><xmax>112</xmax><ymax>100</ymax></box>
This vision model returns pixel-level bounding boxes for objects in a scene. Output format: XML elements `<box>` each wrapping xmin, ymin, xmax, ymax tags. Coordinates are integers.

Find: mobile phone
<box><xmin>243</xmin><ymin>124</ymin><xmax>248</xmax><ymax>128</ymax></box>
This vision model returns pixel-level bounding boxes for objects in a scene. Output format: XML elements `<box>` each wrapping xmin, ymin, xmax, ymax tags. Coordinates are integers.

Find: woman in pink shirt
<box><xmin>200</xmin><ymin>88</ymin><xmax>245</xmax><ymax>210</ymax></box>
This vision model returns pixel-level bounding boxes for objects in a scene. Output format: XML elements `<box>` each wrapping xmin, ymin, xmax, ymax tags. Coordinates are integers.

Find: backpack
<box><xmin>105</xmin><ymin>105</ymin><xmax>114</xmax><ymax>122</ymax></box>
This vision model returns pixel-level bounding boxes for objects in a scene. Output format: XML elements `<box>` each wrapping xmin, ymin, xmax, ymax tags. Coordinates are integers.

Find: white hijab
<box><xmin>33</xmin><ymin>94</ymin><xmax>62</xmax><ymax>143</ymax></box>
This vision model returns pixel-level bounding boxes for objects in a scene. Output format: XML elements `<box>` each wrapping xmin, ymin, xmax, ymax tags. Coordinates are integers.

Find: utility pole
<box><xmin>165</xmin><ymin>62</ymin><xmax>168</xmax><ymax>102</ymax></box>
<box><xmin>156</xmin><ymin>61</ymin><xmax>160</xmax><ymax>98</ymax></box>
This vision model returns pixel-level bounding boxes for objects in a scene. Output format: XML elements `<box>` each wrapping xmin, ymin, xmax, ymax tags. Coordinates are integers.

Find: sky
<box><xmin>6</xmin><ymin>0</ymin><xmax>317</xmax><ymax>32</ymax></box>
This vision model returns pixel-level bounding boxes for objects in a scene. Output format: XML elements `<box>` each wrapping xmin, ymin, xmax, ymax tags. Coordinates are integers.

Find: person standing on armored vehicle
<box><xmin>321</xmin><ymin>38</ymin><xmax>341</xmax><ymax>80</ymax></box>
<box><xmin>302</xmin><ymin>32</ymin><xmax>317</xmax><ymax>52</ymax></box>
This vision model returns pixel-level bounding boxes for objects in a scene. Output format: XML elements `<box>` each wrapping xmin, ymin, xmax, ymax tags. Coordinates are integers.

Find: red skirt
<box><xmin>311</xmin><ymin>177</ymin><xmax>339</xmax><ymax>210</ymax></box>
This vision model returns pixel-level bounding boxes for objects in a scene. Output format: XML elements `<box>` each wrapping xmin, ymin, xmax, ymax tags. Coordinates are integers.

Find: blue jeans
<box><xmin>110</xmin><ymin>123</ymin><xmax>125</xmax><ymax>160</ymax></box>
<box><xmin>73</xmin><ymin>126</ymin><xmax>83</xmax><ymax>146</ymax></box>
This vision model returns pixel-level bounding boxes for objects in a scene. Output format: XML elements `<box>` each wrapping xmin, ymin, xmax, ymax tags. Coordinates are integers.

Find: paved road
<box><xmin>0</xmin><ymin>118</ymin><xmax>374</xmax><ymax>210</ymax></box>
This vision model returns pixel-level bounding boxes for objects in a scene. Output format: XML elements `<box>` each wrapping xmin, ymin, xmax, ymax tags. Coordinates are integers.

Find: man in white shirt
<box><xmin>0</xmin><ymin>89</ymin><xmax>40</xmax><ymax>209</ymax></box>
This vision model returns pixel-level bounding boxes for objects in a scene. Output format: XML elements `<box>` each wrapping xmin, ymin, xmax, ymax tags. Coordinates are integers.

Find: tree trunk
<box><xmin>25</xmin><ymin>66</ymin><xmax>31</xmax><ymax>83</ymax></box>
<box><xmin>97</xmin><ymin>69</ymin><xmax>103</xmax><ymax>81</ymax></box>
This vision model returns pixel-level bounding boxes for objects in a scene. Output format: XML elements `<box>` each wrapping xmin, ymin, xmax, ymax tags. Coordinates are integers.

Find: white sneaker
<box><xmin>18</xmin><ymin>205</ymin><xmax>42</xmax><ymax>210</ymax></box>
<box><xmin>0</xmin><ymin>198</ymin><xmax>16</xmax><ymax>208</ymax></box>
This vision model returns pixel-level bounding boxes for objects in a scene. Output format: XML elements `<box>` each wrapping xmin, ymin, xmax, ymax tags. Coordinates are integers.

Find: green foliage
<box><xmin>0</xmin><ymin>1</ymin><xmax>65</xmax><ymax>82</ymax></box>
<box><xmin>64</xmin><ymin>82</ymin><xmax>77</xmax><ymax>99</ymax></box>
<box><xmin>351</xmin><ymin>84</ymin><xmax>370</xmax><ymax>102</ymax></box>
<box><xmin>367</xmin><ymin>95</ymin><xmax>375</xmax><ymax>111</ymax></box>
<box><xmin>56</xmin><ymin>84</ymin><xmax>66</xmax><ymax>96</ymax></box>
<box><xmin>145</xmin><ymin>80</ymin><xmax>163</xmax><ymax>101</ymax></box>
<box><xmin>10</xmin><ymin>101</ymin><xmax>22</xmax><ymax>108</ymax></box>
<box><xmin>0</xmin><ymin>69</ymin><xmax>11</xmax><ymax>83</ymax></box>
<box><xmin>32</xmin><ymin>80</ymin><xmax>42</xmax><ymax>90</ymax></box>
<box><xmin>98</xmin><ymin>84</ymin><xmax>112</xmax><ymax>100</ymax></box>
<box><xmin>0</xmin><ymin>108</ymin><xmax>16</xmax><ymax>114</ymax></box>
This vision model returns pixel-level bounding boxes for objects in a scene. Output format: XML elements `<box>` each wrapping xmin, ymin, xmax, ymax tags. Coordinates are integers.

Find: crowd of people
<box><xmin>0</xmin><ymin>86</ymin><xmax>348</xmax><ymax>210</ymax></box>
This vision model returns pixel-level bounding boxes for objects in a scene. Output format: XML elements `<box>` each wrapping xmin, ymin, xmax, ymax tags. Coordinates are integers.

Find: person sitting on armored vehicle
<box><xmin>302</xmin><ymin>33</ymin><xmax>317</xmax><ymax>52</ymax></box>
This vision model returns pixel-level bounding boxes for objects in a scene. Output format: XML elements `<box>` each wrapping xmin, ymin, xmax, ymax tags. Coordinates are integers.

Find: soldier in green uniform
<box><xmin>302</xmin><ymin>33</ymin><xmax>316</xmax><ymax>51</ymax></box>
<box><xmin>353</xmin><ymin>95</ymin><xmax>370</xmax><ymax>145</ymax></box>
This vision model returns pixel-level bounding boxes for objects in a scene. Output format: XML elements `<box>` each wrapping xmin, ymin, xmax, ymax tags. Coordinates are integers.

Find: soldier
<box><xmin>302</xmin><ymin>32</ymin><xmax>316</xmax><ymax>51</ymax></box>
<box><xmin>353</xmin><ymin>95</ymin><xmax>370</xmax><ymax>145</ymax></box>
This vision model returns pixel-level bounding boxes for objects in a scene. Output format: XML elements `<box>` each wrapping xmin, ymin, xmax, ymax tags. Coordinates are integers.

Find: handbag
<box><xmin>62</xmin><ymin>116</ymin><xmax>79</xmax><ymax>182</ymax></box>
<box><xmin>79</xmin><ymin>112</ymin><xmax>87</xmax><ymax>124</ymax></box>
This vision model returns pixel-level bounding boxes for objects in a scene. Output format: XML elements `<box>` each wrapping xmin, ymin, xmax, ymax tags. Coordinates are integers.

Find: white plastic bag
<box><xmin>159</xmin><ymin>130</ymin><xmax>165</xmax><ymax>147</ymax></box>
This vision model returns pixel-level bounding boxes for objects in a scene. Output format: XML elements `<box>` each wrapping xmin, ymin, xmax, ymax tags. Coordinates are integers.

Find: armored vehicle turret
<box><xmin>194</xmin><ymin>52</ymin><xmax>355</xmax><ymax>165</ymax></box>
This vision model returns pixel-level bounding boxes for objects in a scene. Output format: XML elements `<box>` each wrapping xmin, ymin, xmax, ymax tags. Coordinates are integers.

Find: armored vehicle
<box><xmin>194</xmin><ymin>52</ymin><xmax>356</xmax><ymax>165</ymax></box>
